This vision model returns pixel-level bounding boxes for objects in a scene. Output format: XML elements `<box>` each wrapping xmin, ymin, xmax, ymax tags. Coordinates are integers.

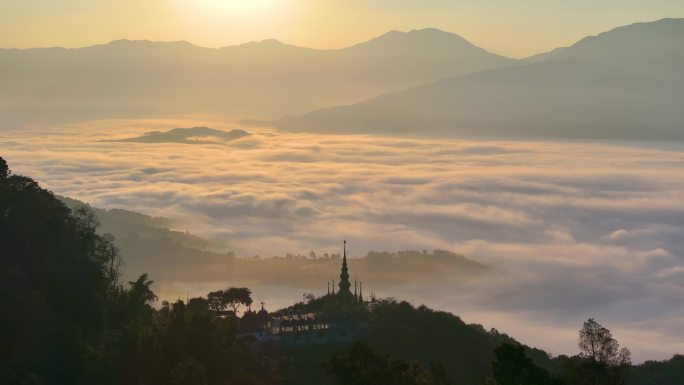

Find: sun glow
<box><xmin>169</xmin><ymin>0</ymin><xmax>298</xmax><ymax>47</ymax></box>
<box><xmin>202</xmin><ymin>0</ymin><xmax>277</xmax><ymax>13</ymax></box>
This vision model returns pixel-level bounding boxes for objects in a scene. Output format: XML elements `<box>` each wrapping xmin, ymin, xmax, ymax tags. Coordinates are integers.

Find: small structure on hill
<box><xmin>238</xmin><ymin>241</ymin><xmax>370</xmax><ymax>345</ymax></box>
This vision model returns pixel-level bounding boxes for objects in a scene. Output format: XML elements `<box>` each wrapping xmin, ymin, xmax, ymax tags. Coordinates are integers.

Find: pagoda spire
<box><xmin>359</xmin><ymin>282</ymin><xmax>363</xmax><ymax>302</ymax></box>
<box><xmin>338</xmin><ymin>240</ymin><xmax>352</xmax><ymax>296</ymax></box>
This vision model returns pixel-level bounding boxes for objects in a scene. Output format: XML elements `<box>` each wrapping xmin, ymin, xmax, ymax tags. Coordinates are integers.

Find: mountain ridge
<box><xmin>0</xmin><ymin>27</ymin><xmax>503</xmax><ymax>53</ymax></box>
<box><xmin>0</xmin><ymin>27</ymin><xmax>515</xmax><ymax>129</ymax></box>
<box><xmin>276</xmin><ymin>18</ymin><xmax>684</xmax><ymax>141</ymax></box>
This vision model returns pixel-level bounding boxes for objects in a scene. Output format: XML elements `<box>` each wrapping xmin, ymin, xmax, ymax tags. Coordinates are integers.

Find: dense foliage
<box><xmin>628</xmin><ymin>355</ymin><xmax>684</xmax><ymax>385</ymax></box>
<box><xmin>281</xmin><ymin>298</ymin><xmax>555</xmax><ymax>385</ymax></box>
<box><xmin>1</xmin><ymin>157</ymin><xmax>116</xmax><ymax>384</ymax></box>
<box><xmin>323</xmin><ymin>342</ymin><xmax>449</xmax><ymax>385</ymax></box>
<box><xmin>489</xmin><ymin>343</ymin><xmax>563</xmax><ymax>385</ymax></box>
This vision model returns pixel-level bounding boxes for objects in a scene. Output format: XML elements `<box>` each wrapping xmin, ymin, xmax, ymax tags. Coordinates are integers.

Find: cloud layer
<box><xmin>2</xmin><ymin>118</ymin><xmax>684</xmax><ymax>362</ymax></box>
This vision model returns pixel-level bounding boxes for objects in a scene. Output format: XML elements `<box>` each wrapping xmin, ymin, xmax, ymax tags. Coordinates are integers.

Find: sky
<box><xmin>2</xmin><ymin>118</ymin><xmax>684</xmax><ymax>361</ymax></box>
<box><xmin>1</xmin><ymin>0</ymin><xmax>683</xmax><ymax>57</ymax></box>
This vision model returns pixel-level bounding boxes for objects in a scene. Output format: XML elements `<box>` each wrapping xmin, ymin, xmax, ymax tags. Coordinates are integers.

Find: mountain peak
<box><xmin>407</xmin><ymin>27</ymin><xmax>464</xmax><ymax>37</ymax></box>
<box><xmin>369</xmin><ymin>28</ymin><xmax>467</xmax><ymax>41</ymax></box>
<box><xmin>222</xmin><ymin>38</ymin><xmax>312</xmax><ymax>52</ymax></box>
<box><xmin>349</xmin><ymin>27</ymin><xmax>478</xmax><ymax>53</ymax></box>
<box><xmin>255</xmin><ymin>38</ymin><xmax>286</xmax><ymax>46</ymax></box>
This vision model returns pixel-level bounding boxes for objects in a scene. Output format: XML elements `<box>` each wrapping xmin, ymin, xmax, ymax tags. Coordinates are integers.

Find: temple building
<box><xmin>238</xmin><ymin>241</ymin><xmax>369</xmax><ymax>345</ymax></box>
<box><xmin>329</xmin><ymin>240</ymin><xmax>365</xmax><ymax>303</ymax></box>
<box><xmin>338</xmin><ymin>240</ymin><xmax>352</xmax><ymax>296</ymax></box>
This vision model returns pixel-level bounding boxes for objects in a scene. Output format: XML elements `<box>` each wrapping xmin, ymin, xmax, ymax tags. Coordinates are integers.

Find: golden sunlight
<box><xmin>169</xmin><ymin>0</ymin><xmax>296</xmax><ymax>47</ymax></box>
<box><xmin>200</xmin><ymin>0</ymin><xmax>278</xmax><ymax>14</ymax></box>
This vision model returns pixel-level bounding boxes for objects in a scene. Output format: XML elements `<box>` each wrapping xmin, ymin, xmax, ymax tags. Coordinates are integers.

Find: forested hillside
<box><xmin>0</xmin><ymin>157</ymin><xmax>282</xmax><ymax>385</ymax></box>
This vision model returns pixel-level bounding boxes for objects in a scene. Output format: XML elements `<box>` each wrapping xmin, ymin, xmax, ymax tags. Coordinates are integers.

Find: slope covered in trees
<box><xmin>281</xmin><ymin>298</ymin><xmax>556</xmax><ymax>385</ymax></box>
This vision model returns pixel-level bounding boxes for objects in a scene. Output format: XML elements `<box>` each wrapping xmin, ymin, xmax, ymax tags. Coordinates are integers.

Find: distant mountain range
<box><xmin>0</xmin><ymin>28</ymin><xmax>512</xmax><ymax>128</ymax></box>
<box><xmin>3</xmin><ymin>19</ymin><xmax>682</xmax><ymax>140</ymax></box>
<box><xmin>278</xmin><ymin>19</ymin><xmax>684</xmax><ymax>141</ymax></box>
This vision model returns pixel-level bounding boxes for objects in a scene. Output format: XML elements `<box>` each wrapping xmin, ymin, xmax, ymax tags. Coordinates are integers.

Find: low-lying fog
<box><xmin>3</xmin><ymin>118</ymin><xmax>684</xmax><ymax>362</ymax></box>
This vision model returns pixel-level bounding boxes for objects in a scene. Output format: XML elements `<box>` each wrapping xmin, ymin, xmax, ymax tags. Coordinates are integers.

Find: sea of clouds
<box><xmin>2</xmin><ymin>118</ymin><xmax>683</xmax><ymax>362</ymax></box>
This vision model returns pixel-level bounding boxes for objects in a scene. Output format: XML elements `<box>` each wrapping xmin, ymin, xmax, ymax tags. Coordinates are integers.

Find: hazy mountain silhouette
<box><xmin>59</xmin><ymin>196</ymin><xmax>487</xmax><ymax>289</ymax></box>
<box><xmin>59</xmin><ymin>196</ymin><xmax>220</xmax><ymax>250</ymax></box>
<box><xmin>339</xmin><ymin>28</ymin><xmax>513</xmax><ymax>84</ymax></box>
<box><xmin>550</xmin><ymin>18</ymin><xmax>684</xmax><ymax>76</ymax></box>
<box><xmin>0</xmin><ymin>29</ymin><xmax>513</xmax><ymax>129</ymax></box>
<box><xmin>278</xmin><ymin>19</ymin><xmax>684</xmax><ymax>141</ymax></box>
<box><xmin>109</xmin><ymin>126</ymin><xmax>250</xmax><ymax>144</ymax></box>
<box><xmin>521</xmin><ymin>47</ymin><xmax>568</xmax><ymax>63</ymax></box>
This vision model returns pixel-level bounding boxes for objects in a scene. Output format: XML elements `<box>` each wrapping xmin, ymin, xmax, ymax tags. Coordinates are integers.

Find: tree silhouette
<box><xmin>96</xmin><ymin>232</ymin><xmax>123</xmax><ymax>297</ymax></box>
<box><xmin>0</xmin><ymin>156</ymin><xmax>8</xmax><ymax>178</ymax></box>
<box><xmin>569</xmin><ymin>318</ymin><xmax>632</xmax><ymax>385</ymax></box>
<box><xmin>207</xmin><ymin>287</ymin><xmax>253</xmax><ymax>314</ymax></box>
<box><xmin>579</xmin><ymin>318</ymin><xmax>631</xmax><ymax>366</ymax></box>
<box><xmin>128</xmin><ymin>273</ymin><xmax>157</xmax><ymax>305</ymax></box>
